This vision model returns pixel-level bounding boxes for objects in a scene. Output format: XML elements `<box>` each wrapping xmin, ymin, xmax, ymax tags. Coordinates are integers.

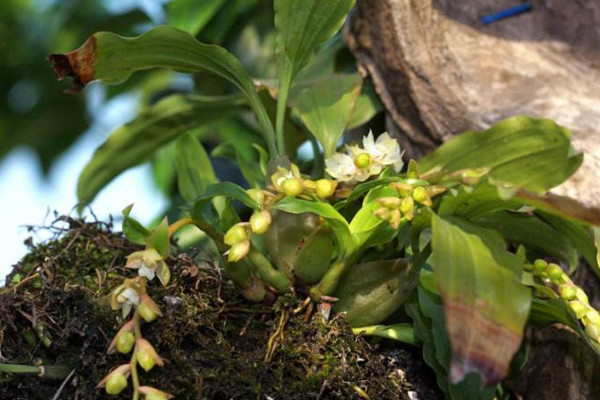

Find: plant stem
<box><xmin>167</xmin><ymin>217</ymin><xmax>194</xmax><ymax>237</ymax></box>
<box><xmin>0</xmin><ymin>363</ymin><xmax>71</xmax><ymax>379</ymax></box>
<box><xmin>310</xmin><ymin>257</ymin><xmax>349</xmax><ymax>300</ymax></box>
<box><xmin>247</xmin><ymin>246</ymin><xmax>291</xmax><ymax>293</ymax></box>
<box><xmin>130</xmin><ymin>311</ymin><xmax>142</xmax><ymax>400</ymax></box>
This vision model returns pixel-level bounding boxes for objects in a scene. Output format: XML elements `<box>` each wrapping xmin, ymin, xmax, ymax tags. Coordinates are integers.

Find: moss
<box><xmin>0</xmin><ymin>218</ymin><xmax>441</xmax><ymax>399</ymax></box>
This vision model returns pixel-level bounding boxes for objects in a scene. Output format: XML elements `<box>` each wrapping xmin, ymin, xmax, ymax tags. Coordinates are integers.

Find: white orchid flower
<box><xmin>116</xmin><ymin>287</ymin><xmax>140</xmax><ymax>318</ymax></box>
<box><xmin>362</xmin><ymin>131</ymin><xmax>404</xmax><ymax>172</ymax></box>
<box><xmin>125</xmin><ymin>249</ymin><xmax>170</xmax><ymax>285</ymax></box>
<box><xmin>326</xmin><ymin>153</ymin><xmax>367</xmax><ymax>183</ymax></box>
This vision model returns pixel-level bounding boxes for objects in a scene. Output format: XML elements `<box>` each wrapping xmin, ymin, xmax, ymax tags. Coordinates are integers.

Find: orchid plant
<box><xmin>48</xmin><ymin>0</ymin><xmax>600</xmax><ymax>399</ymax></box>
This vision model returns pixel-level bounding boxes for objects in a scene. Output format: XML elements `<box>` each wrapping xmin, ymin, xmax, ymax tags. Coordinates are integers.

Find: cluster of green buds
<box><xmin>100</xmin><ymin>229</ymin><xmax>174</xmax><ymax>399</ymax></box>
<box><xmin>270</xmin><ymin>164</ymin><xmax>337</xmax><ymax>199</ymax></box>
<box><xmin>528</xmin><ymin>259</ymin><xmax>600</xmax><ymax>344</ymax></box>
<box><xmin>373</xmin><ymin>180</ymin><xmax>440</xmax><ymax>229</ymax></box>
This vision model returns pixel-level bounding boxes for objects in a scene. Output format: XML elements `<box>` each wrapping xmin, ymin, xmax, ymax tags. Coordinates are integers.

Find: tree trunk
<box><xmin>345</xmin><ymin>0</ymin><xmax>600</xmax><ymax>208</ymax></box>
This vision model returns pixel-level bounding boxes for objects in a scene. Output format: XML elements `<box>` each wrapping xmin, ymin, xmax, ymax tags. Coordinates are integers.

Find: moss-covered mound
<box><xmin>0</xmin><ymin>218</ymin><xmax>441</xmax><ymax>399</ymax></box>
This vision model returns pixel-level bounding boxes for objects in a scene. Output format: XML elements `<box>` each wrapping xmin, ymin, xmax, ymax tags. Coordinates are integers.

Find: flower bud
<box><xmin>547</xmin><ymin>263</ymin><xmax>564</xmax><ymax>282</ymax></box>
<box><xmin>576</xmin><ymin>287</ymin><xmax>589</xmax><ymax>305</ymax></box>
<box><xmin>246</xmin><ymin>188</ymin><xmax>265</xmax><ymax>206</ymax></box>
<box><xmin>116</xmin><ymin>331</ymin><xmax>135</xmax><ymax>354</ymax></box>
<box><xmin>412</xmin><ymin>186</ymin><xmax>432</xmax><ymax>207</ymax></box>
<box><xmin>559</xmin><ymin>285</ymin><xmax>577</xmax><ymax>301</ymax></box>
<box><xmin>585</xmin><ymin>321</ymin><xmax>600</xmax><ymax>343</ymax></box>
<box><xmin>315</xmin><ymin>179</ymin><xmax>337</xmax><ymax>198</ymax></box>
<box><xmin>389</xmin><ymin>209</ymin><xmax>402</xmax><ymax>229</ymax></box>
<box><xmin>376</xmin><ymin>197</ymin><xmax>401</xmax><ymax>209</ymax></box>
<box><xmin>586</xmin><ymin>309</ymin><xmax>600</xmax><ymax>325</ymax></box>
<box><xmin>227</xmin><ymin>240</ymin><xmax>250</xmax><ymax>262</ymax></box>
<box><xmin>138</xmin><ymin>294</ymin><xmax>162</xmax><ymax>323</ymax></box>
<box><xmin>533</xmin><ymin>259</ymin><xmax>548</xmax><ymax>273</ymax></box>
<box><xmin>250</xmin><ymin>210</ymin><xmax>272</xmax><ymax>234</ymax></box>
<box><xmin>224</xmin><ymin>224</ymin><xmax>251</xmax><ymax>246</ymax></box>
<box><xmin>97</xmin><ymin>364</ymin><xmax>130</xmax><ymax>395</ymax></box>
<box><xmin>400</xmin><ymin>197</ymin><xmax>415</xmax><ymax>221</ymax></box>
<box><xmin>407</xmin><ymin>159</ymin><xmax>420</xmax><ymax>179</ymax></box>
<box><xmin>302</xmin><ymin>179</ymin><xmax>316</xmax><ymax>191</ymax></box>
<box><xmin>392</xmin><ymin>182</ymin><xmax>413</xmax><ymax>197</ymax></box>
<box><xmin>138</xmin><ymin>386</ymin><xmax>174</xmax><ymax>400</ymax></box>
<box><xmin>569</xmin><ymin>300</ymin><xmax>588</xmax><ymax>319</ymax></box>
<box><xmin>136</xmin><ymin>339</ymin><xmax>163</xmax><ymax>372</ymax></box>
<box><xmin>354</xmin><ymin>153</ymin><xmax>371</xmax><ymax>168</ymax></box>
<box><xmin>281</xmin><ymin>178</ymin><xmax>304</xmax><ymax>197</ymax></box>
<box><xmin>373</xmin><ymin>207</ymin><xmax>391</xmax><ymax>221</ymax></box>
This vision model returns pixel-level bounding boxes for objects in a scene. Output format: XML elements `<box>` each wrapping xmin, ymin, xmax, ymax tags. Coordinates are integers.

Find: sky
<box><xmin>0</xmin><ymin>89</ymin><xmax>168</xmax><ymax>284</ymax></box>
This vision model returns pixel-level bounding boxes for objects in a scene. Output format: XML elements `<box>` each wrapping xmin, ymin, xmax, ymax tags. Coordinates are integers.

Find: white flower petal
<box><xmin>138</xmin><ymin>263</ymin><xmax>156</xmax><ymax>280</ymax></box>
<box><xmin>325</xmin><ymin>153</ymin><xmax>357</xmax><ymax>182</ymax></box>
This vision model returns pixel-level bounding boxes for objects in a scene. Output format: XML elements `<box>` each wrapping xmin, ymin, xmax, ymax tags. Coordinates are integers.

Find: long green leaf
<box><xmin>431</xmin><ymin>215</ymin><xmax>531</xmax><ymax>386</ymax></box>
<box><xmin>167</xmin><ymin>0</ymin><xmax>226</xmax><ymax>36</ymax></box>
<box><xmin>290</xmin><ymin>73</ymin><xmax>362</xmax><ymax>157</ymax></box>
<box><xmin>420</xmin><ymin>116</ymin><xmax>583</xmax><ymax>192</ymax></box>
<box><xmin>274</xmin><ymin>0</ymin><xmax>355</xmax><ymax>154</ymax></box>
<box><xmin>49</xmin><ymin>25</ymin><xmax>276</xmax><ymax>155</ymax></box>
<box><xmin>174</xmin><ymin>133</ymin><xmax>217</xmax><ymax>203</ymax></box>
<box><xmin>77</xmin><ymin>94</ymin><xmax>243</xmax><ymax>206</ymax></box>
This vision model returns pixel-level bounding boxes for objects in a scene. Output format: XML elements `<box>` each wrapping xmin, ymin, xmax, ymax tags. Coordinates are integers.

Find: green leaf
<box><xmin>290</xmin><ymin>73</ymin><xmax>363</xmax><ymax>157</ymax></box>
<box><xmin>349</xmin><ymin>200</ymin><xmax>398</xmax><ymax>249</ymax></box>
<box><xmin>77</xmin><ymin>94</ymin><xmax>243</xmax><ymax>206</ymax></box>
<box><xmin>439</xmin><ymin>181</ymin><xmax>522</xmax><ymax>219</ymax></box>
<box><xmin>347</xmin><ymin>82</ymin><xmax>384</xmax><ymax>129</ymax></box>
<box><xmin>193</xmin><ymin>182</ymin><xmax>259</xmax><ymax>211</ymax></box>
<box><xmin>148</xmin><ymin>218</ymin><xmax>170</xmax><ymax>257</ymax></box>
<box><xmin>431</xmin><ymin>215</ymin><xmax>531</xmax><ymax>385</ymax></box>
<box><xmin>333</xmin><ymin>258</ymin><xmax>418</xmax><ymax>326</ymax></box>
<box><xmin>122</xmin><ymin>204</ymin><xmax>151</xmax><ymax>245</ymax></box>
<box><xmin>174</xmin><ymin>133</ymin><xmax>217</xmax><ymax>203</ymax></box>
<box><xmin>274</xmin><ymin>0</ymin><xmax>356</xmax><ymax>154</ymax></box>
<box><xmin>167</xmin><ymin>0</ymin><xmax>226</xmax><ymax>36</ymax></box>
<box><xmin>420</xmin><ymin>116</ymin><xmax>583</xmax><ymax>192</ymax></box>
<box><xmin>352</xmin><ymin>323</ymin><xmax>418</xmax><ymax>345</ymax></box>
<box><xmin>49</xmin><ymin>25</ymin><xmax>276</xmax><ymax>155</ymax></box>
<box><xmin>272</xmin><ymin>197</ymin><xmax>355</xmax><ymax>255</ymax></box>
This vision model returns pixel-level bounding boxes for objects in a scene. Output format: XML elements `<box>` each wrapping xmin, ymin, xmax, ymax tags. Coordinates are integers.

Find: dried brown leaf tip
<box><xmin>48</xmin><ymin>36</ymin><xmax>96</xmax><ymax>93</ymax></box>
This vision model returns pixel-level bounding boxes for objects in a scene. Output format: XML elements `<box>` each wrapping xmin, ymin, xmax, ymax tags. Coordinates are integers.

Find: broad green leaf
<box><xmin>148</xmin><ymin>218</ymin><xmax>170</xmax><ymax>257</ymax></box>
<box><xmin>274</xmin><ymin>0</ymin><xmax>356</xmax><ymax>153</ymax></box>
<box><xmin>349</xmin><ymin>200</ymin><xmax>398</xmax><ymax>250</ymax></box>
<box><xmin>420</xmin><ymin>116</ymin><xmax>583</xmax><ymax>193</ymax></box>
<box><xmin>473</xmin><ymin>211</ymin><xmax>578</xmax><ymax>269</ymax></box>
<box><xmin>193</xmin><ymin>182</ymin><xmax>259</xmax><ymax>211</ymax></box>
<box><xmin>294</xmin><ymin>227</ymin><xmax>334</xmax><ymax>284</ymax></box>
<box><xmin>122</xmin><ymin>204</ymin><xmax>151</xmax><ymax>245</ymax></box>
<box><xmin>174</xmin><ymin>133</ymin><xmax>217</xmax><ymax>203</ymax></box>
<box><xmin>290</xmin><ymin>73</ymin><xmax>363</xmax><ymax>157</ymax></box>
<box><xmin>334</xmin><ymin>258</ymin><xmax>418</xmax><ymax>326</ymax></box>
<box><xmin>347</xmin><ymin>82</ymin><xmax>384</xmax><ymax>129</ymax></box>
<box><xmin>439</xmin><ymin>181</ymin><xmax>522</xmax><ymax>219</ymax></box>
<box><xmin>431</xmin><ymin>215</ymin><xmax>531</xmax><ymax>385</ymax></box>
<box><xmin>352</xmin><ymin>323</ymin><xmax>418</xmax><ymax>345</ymax></box>
<box><xmin>272</xmin><ymin>197</ymin><xmax>355</xmax><ymax>255</ymax></box>
<box><xmin>77</xmin><ymin>94</ymin><xmax>243</xmax><ymax>206</ymax></box>
<box><xmin>167</xmin><ymin>0</ymin><xmax>226</xmax><ymax>36</ymax></box>
<box><xmin>49</xmin><ymin>25</ymin><xmax>276</xmax><ymax>155</ymax></box>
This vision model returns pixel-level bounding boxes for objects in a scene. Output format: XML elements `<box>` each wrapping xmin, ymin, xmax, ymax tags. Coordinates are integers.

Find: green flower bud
<box><xmin>224</xmin><ymin>224</ymin><xmax>251</xmax><ymax>246</ymax></box>
<box><xmin>373</xmin><ymin>207</ymin><xmax>391</xmax><ymax>221</ymax></box>
<box><xmin>392</xmin><ymin>182</ymin><xmax>413</xmax><ymax>197</ymax></box>
<box><xmin>146</xmin><ymin>393</ymin><xmax>169</xmax><ymax>400</ymax></box>
<box><xmin>315</xmin><ymin>179</ymin><xmax>337</xmax><ymax>198</ymax></box>
<box><xmin>576</xmin><ymin>287</ymin><xmax>589</xmax><ymax>305</ymax></box>
<box><xmin>354</xmin><ymin>153</ymin><xmax>371</xmax><ymax>168</ymax></box>
<box><xmin>281</xmin><ymin>178</ymin><xmax>304</xmax><ymax>197</ymax></box>
<box><xmin>376</xmin><ymin>197</ymin><xmax>401</xmax><ymax>209</ymax></box>
<box><xmin>227</xmin><ymin>240</ymin><xmax>250</xmax><ymax>262</ymax></box>
<box><xmin>136</xmin><ymin>339</ymin><xmax>163</xmax><ymax>372</ymax></box>
<box><xmin>116</xmin><ymin>331</ymin><xmax>135</xmax><ymax>354</ymax></box>
<box><xmin>407</xmin><ymin>159</ymin><xmax>420</xmax><ymax>179</ymax></box>
<box><xmin>105</xmin><ymin>372</ymin><xmax>128</xmax><ymax>395</ymax></box>
<box><xmin>586</xmin><ymin>309</ymin><xmax>600</xmax><ymax>325</ymax></box>
<box><xmin>547</xmin><ymin>263</ymin><xmax>564</xmax><ymax>282</ymax></box>
<box><xmin>250</xmin><ymin>210</ymin><xmax>272</xmax><ymax>234</ymax></box>
<box><xmin>389</xmin><ymin>209</ymin><xmax>402</xmax><ymax>229</ymax></box>
<box><xmin>400</xmin><ymin>197</ymin><xmax>415</xmax><ymax>221</ymax></box>
<box><xmin>585</xmin><ymin>322</ymin><xmax>600</xmax><ymax>343</ymax></box>
<box><xmin>138</xmin><ymin>294</ymin><xmax>162</xmax><ymax>323</ymax></box>
<box><xmin>533</xmin><ymin>259</ymin><xmax>548</xmax><ymax>273</ymax></box>
<box><xmin>246</xmin><ymin>189</ymin><xmax>265</xmax><ymax>206</ymax></box>
<box><xmin>569</xmin><ymin>300</ymin><xmax>588</xmax><ymax>319</ymax></box>
<box><xmin>138</xmin><ymin>386</ymin><xmax>174</xmax><ymax>400</ymax></box>
<box><xmin>559</xmin><ymin>285</ymin><xmax>577</xmax><ymax>301</ymax></box>
<box><xmin>412</xmin><ymin>186</ymin><xmax>432</xmax><ymax>207</ymax></box>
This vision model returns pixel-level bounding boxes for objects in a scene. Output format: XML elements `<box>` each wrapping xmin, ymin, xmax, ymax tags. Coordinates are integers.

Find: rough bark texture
<box><xmin>345</xmin><ymin>0</ymin><xmax>600</xmax><ymax>207</ymax></box>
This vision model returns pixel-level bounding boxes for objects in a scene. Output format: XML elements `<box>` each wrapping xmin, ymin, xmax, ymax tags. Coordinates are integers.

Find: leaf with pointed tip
<box><xmin>122</xmin><ymin>204</ymin><xmax>151</xmax><ymax>245</ymax></box>
<box><xmin>420</xmin><ymin>116</ymin><xmax>583</xmax><ymax>193</ymax></box>
<box><xmin>431</xmin><ymin>215</ymin><xmax>531</xmax><ymax>386</ymax></box>
<box><xmin>49</xmin><ymin>25</ymin><xmax>276</xmax><ymax>155</ymax></box>
<box><xmin>174</xmin><ymin>133</ymin><xmax>217</xmax><ymax>203</ymax></box>
<box><xmin>148</xmin><ymin>218</ymin><xmax>170</xmax><ymax>257</ymax></box>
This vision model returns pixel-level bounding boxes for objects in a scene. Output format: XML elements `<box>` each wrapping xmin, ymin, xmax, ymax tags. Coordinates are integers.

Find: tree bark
<box><xmin>345</xmin><ymin>0</ymin><xmax>600</xmax><ymax>208</ymax></box>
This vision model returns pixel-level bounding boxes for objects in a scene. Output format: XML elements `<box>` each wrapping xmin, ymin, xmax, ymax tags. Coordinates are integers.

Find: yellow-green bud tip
<box><xmin>281</xmin><ymin>178</ymin><xmax>304</xmax><ymax>197</ymax></box>
<box><xmin>250</xmin><ymin>210</ymin><xmax>272</xmax><ymax>235</ymax></box>
<box><xmin>354</xmin><ymin>153</ymin><xmax>371</xmax><ymax>168</ymax></box>
<box><xmin>547</xmin><ymin>263</ymin><xmax>564</xmax><ymax>282</ymax></box>
<box><xmin>559</xmin><ymin>285</ymin><xmax>577</xmax><ymax>301</ymax></box>
<box><xmin>246</xmin><ymin>189</ymin><xmax>265</xmax><ymax>206</ymax></box>
<box><xmin>116</xmin><ymin>331</ymin><xmax>135</xmax><ymax>354</ymax></box>
<box><xmin>315</xmin><ymin>179</ymin><xmax>337</xmax><ymax>198</ymax></box>
<box><xmin>533</xmin><ymin>259</ymin><xmax>548</xmax><ymax>273</ymax></box>
<box><xmin>105</xmin><ymin>372</ymin><xmax>128</xmax><ymax>395</ymax></box>
<box><xmin>227</xmin><ymin>240</ymin><xmax>250</xmax><ymax>262</ymax></box>
<box><xmin>569</xmin><ymin>300</ymin><xmax>588</xmax><ymax>319</ymax></box>
<box><xmin>224</xmin><ymin>224</ymin><xmax>251</xmax><ymax>246</ymax></box>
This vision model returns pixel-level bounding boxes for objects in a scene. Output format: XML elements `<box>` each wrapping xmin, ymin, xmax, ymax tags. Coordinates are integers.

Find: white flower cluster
<box><xmin>325</xmin><ymin>131</ymin><xmax>404</xmax><ymax>183</ymax></box>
